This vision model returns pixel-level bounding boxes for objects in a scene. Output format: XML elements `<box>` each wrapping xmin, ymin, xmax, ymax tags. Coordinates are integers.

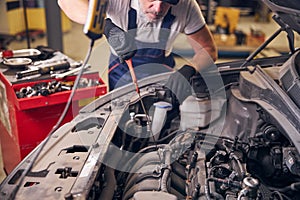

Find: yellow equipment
<box><xmin>83</xmin><ymin>0</ymin><xmax>108</xmax><ymax>40</ymax></box>
<box><xmin>214</xmin><ymin>6</ymin><xmax>240</xmax><ymax>34</ymax></box>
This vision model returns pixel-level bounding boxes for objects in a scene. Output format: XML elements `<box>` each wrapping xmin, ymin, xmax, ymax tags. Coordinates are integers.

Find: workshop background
<box><xmin>0</xmin><ymin>0</ymin><xmax>300</xmax><ymax>182</ymax></box>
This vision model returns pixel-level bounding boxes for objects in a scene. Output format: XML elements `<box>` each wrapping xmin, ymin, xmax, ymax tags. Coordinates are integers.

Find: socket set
<box><xmin>15</xmin><ymin>78</ymin><xmax>101</xmax><ymax>99</ymax></box>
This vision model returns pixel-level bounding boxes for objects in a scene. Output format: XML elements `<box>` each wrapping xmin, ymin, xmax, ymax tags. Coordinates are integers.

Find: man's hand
<box><xmin>165</xmin><ymin>65</ymin><xmax>196</xmax><ymax>104</ymax></box>
<box><xmin>104</xmin><ymin>18</ymin><xmax>136</xmax><ymax>62</ymax></box>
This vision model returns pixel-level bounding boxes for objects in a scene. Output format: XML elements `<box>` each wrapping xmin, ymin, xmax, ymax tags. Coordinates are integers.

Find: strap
<box><xmin>128</xmin><ymin>8</ymin><xmax>137</xmax><ymax>30</ymax></box>
<box><xmin>159</xmin><ymin>8</ymin><xmax>176</xmax><ymax>42</ymax></box>
<box><xmin>161</xmin><ymin>8</ymin><xmax>176</xmax><ymax>29</ymax></box>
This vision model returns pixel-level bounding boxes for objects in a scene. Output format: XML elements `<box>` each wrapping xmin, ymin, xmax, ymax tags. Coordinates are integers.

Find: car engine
<box><xmin>86</xmin><ymin>53</ymin><xmax>300</xmax><ymax>200</ymax></box>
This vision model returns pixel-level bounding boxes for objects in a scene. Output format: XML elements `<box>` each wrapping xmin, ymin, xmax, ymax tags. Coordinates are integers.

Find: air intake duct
<box><xmin>279</xmin><ymin>50</ymin><xmax>300</xmax><ymax>107</ymax></box>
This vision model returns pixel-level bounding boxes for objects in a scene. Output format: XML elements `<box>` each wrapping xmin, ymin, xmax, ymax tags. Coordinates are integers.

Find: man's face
<box><xmin>139</xmin><ymin>0</ymin><xmax>171</xmax><ymax>22</ymax></box>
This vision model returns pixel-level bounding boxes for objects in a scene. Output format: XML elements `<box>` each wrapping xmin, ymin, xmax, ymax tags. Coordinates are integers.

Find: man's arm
<box><xmin>165</xmin><ymin>25</ymin><xmax>217</xmax><ymax>104</ymax></box>
<box><xmin>187</xmin><ymin>24</ymin><xmax>218</xmax><ymax>71</ymax></box>
<box><xmin>57</xmin><ymin>0</ymin><xmax>89</xmax><ymax>24</ymax></box>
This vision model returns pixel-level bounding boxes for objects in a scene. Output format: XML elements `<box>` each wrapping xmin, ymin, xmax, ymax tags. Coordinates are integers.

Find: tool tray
<box><xmin>11</xmin><ymin>73</ymin><xmax>107</xmax><ymax>110</ymax></box>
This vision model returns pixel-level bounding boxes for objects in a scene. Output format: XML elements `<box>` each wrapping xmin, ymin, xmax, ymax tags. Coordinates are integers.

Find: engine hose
<box><xmin>271</xmin><ymin>191</ymin><xmax>284</xmax><ymax>200</ymax></box>
<box><xmin>136</xmin><ymin>144</ymin><xmax>167</xmax><ymax>154</ymax></box>
<box><xmin>160</xmin><ymin>168</ymin><xmax>171</xmax><ymax>192</ymax></box>
<box><xmin>237</xmin><ymin>189</ymin><xmax>247</xmax><ymax>200</ymax></box>
<box><xmin>271</xmin><ymin>191</ymin><xmax>293</xmax><ymax>200</ymax></box>
<box><xmin>230</xmin><ymin>153</ymin><xmax>246</xmax><ymax>177</ymax></box>
<box><xmin>204</xmin><ymin>178</ymin><xmax>226</xmax><ymax>200</ymax></box>
<box><xmin>98</xmin><ymin>167</ymin><xmax>116</xmax><ymax>200</ymax></box>
<box><xmin>291</xmin><ymin>182</ymin><xmax>300</xmax><ymax>191</ymax></box>
<box><xmin>161</xmin><ymin>149</ymin><xmax>172</xmax><ymax>192</ymax></box>
<box><xmin>269</xmin><ymin>182</ymin><xmax>300</xmax><ymax>193</ymax></box>
<box><xmin>149</xmin><ymin>130</ymin><xmax>181</xmax><ymax>143</ymax></box>
<box><xmin>207</xmin><ymin>177</ymin><xmax>241</xmax><ymax>189</ymax></box>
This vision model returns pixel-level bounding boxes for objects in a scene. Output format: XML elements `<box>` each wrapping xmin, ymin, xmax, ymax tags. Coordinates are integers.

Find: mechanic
<box><xmin>58</xmin><ymin>0</ymin><xmax>217</xmax><ymax>103</ymax></box>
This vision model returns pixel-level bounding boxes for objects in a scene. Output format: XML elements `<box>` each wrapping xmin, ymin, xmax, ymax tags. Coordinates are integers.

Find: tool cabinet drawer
<box><xmin>11</xmin><ymin>73</ymin><xmax>107</xmax><ymax>110</ymax></box>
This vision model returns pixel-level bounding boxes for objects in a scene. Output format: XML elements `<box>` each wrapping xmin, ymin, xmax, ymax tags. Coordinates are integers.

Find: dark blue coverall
<box><xmin>108</xmin><ymin>5</ymin><xmax>176</xmax><ymax>90</ymax></box>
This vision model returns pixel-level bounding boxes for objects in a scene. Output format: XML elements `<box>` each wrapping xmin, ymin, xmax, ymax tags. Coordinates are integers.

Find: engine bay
<box><xmin>93</xmin><ymin>54</ymin><xmax>300</xmax><ymax>200</ymax></box>
<box><xmin>0</xmin><ymin>51</ymin><xmax>300</xmax><ymax>199</ymax></box>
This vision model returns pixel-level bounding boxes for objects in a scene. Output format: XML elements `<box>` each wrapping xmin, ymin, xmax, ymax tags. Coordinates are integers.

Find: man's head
<box><xmin>140</xmin><ymin>0</ymin><xmax>178</xmax><ymax>22</ymax></box>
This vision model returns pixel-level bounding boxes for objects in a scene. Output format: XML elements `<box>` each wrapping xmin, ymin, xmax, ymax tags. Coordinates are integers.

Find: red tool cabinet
<box><xmin>0</xmin><ymin>69</ymin><xmax>107</xmax><ymax>174</ymax></box>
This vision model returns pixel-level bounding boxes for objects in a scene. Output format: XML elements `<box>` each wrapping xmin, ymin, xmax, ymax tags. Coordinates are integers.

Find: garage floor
<box><xmin>0</xmin><ymin>15</ymin><xmax>299</xmax><ymax>183</ymax></box>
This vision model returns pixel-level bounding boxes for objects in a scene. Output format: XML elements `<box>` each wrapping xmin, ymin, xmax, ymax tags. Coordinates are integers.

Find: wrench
<box><xmin>51</xmin><ymin>64</ymin><xmax>91</xmax><ymax>79</ymax></box>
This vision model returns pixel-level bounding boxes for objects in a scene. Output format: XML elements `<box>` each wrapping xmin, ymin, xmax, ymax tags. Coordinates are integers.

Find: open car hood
<box><xmin>262</xmin><ymin>0</ymin><xmax>300</xmax><ymax>34</ymax></box>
